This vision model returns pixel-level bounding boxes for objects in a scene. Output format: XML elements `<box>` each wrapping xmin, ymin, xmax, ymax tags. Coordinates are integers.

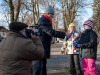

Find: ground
<box><xmin>47</xmin><ymin>43</ymin><xmax>100</xmax><ymax>75</ymax></box>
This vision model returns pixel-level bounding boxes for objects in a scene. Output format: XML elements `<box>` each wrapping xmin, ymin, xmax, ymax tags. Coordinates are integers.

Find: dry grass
<box><xmin>61</xmin><ymin>48</ymin><xmax>100</xmax><ymax>75</ymax></box>
<box><xmin>61</xmin><ymin>67</ymin><xmax>71</xmax><ymax>75</ymax></box>
<box><xmin>97</xmin><ymin>48</ymin><xmax>100</xmax><ymax>74</ymax></box>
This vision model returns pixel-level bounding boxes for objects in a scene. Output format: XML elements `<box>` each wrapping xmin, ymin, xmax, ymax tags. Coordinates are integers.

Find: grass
<box><xmin>96</xmin><ymin>65</ymin><xmax>100</xmax><ymax>74</ymax></box>
<box><xmin>97</xmin><ymin>48</ymin><xmax>100</xmax><ymax>74</ymax></box>
<box><xmin>60</xmin><ymin>67</ymin><xmax>71</xmax><ymax>75</ymax></box>
<box><xmin>60</xmin><ymin>48</ymin><xmax>100</xmax><ymax>75</ymax></box>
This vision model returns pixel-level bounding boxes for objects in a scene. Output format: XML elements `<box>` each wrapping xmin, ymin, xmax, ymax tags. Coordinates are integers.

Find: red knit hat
<box><xmin>83</xmin><ymin>20</ymin><xmax>94</xmax><ymax>28</ymax></box>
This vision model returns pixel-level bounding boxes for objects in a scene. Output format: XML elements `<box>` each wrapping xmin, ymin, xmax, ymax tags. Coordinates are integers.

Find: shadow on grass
<box><xmin>97</xmin><ymin>48</ymin><xmax>100</xmax><ymax>74</ymax></box>
<box><xmin>61</xmin><ymin>67</ymin><xmax>71</xmax><ymax>75</ymax></box>
<box><xmin>61</xmin><ymin>63</ymin><xmax>100</xmax><ymax>75</ymax></box>
<box><xmin>48</xmin><ymin>73</ymin><xmax>60</xmax><ymax>75</ymax></box>
<box><xmin>96</xmin><ymin>64</ymin><xmax>100</xmax><ymax>74</ymax></box>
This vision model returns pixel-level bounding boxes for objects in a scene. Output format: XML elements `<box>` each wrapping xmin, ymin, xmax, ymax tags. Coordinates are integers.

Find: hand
<box><xmin>31</xmin><ymin>28</ymin><xmax>39</xmax><ymax>39</ymax></box>
<box><xmin>31</xmin><ymin>33</ymin><xmax>39</xmax><ymax>39</ymax></box>
<box><xmin>74</xmin><ymin>37</ymin><xmax>79</xmax><ymax>42</ymax></box>
<box><xmin>32</xmin><ymin>28</ymin><xmax>39</xmax><ymax>33</ymax></box>
<box><xmin>73</xmin><ymin>41</ymin><xmax>80</xmax><ymax>48</ymax></box>
<box><xmin>73</xmin><ymin>40</ymin><xmax>78</xmax><ymax>44</ymax></box>
<box><xmin>66</xmin><ymin>33</ymin><xmax>71</xmax><ymax>38</ymax></box>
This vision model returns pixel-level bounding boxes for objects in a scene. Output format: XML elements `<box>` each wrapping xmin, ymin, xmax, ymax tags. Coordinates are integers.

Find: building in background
<box><xmin>0</xmin><ymin>26</ymin><xmax>8</xmax><ymax>41</ymax></box>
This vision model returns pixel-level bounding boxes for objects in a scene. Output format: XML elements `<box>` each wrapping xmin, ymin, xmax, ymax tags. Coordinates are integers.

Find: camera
<box><xmin>25</xmin><ymin>24</ymin><xmax>43</xmax><ymax>38</ymax></box>
<box><xmin>25</xmin><ymin>22</ymin><xmax>51</xmax><ymax>38</ymax></box>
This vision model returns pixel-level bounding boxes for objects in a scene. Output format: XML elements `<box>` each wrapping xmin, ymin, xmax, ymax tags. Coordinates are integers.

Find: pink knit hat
<box><xmin>83</xmin><ymin>20</ymin><xmax>94</xmax><ymax>28</ymax></box>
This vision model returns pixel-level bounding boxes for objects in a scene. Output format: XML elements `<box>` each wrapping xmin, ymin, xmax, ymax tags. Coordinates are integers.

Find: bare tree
<box><xmin>31</xmin><ymin>0</ymin><xmax>39</xmax><ymax>25</ymax></box>
<box><xmin>2</xmin><ymin>0</ymin><xmax>35</xmax><ymax>26</ymax></box>
<box><xmin>3</xmin><ymin>0</ymin><xmax>22</xmax><ymax>22</ymax></box>
<box><xmin>1</xmin><ymin>0</ymin><xmax>89</xmax><ymax>32</ymax></box>
<box><xmin>60</xmin><ymin>0</ymin><xmax>84</xmax><ymax>31</ymax></box>
<box><xmin>93</xmin><ymin>0</ymin><xmax>100</xmax><ymax>34</ymax></box>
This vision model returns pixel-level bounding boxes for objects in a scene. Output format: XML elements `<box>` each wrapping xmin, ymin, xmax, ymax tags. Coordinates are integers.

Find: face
<box><xmin>69</xmin><ymin>26</ymin><xmax>76</xmax><ymax>32</ymax></box>
<box><xmin>47</xmin><ymin>13</ymin><xmax>54</xmax><ymax>19</ymax></box>
<box><xmin>20</xmin><ymin>29</ymin><xmax>26</xmax><ymax>36</ymax></box>
<box><xmin>84</xmin><ymin>25</ymin><xmax>91</xmax><ymax>30</ymax></box>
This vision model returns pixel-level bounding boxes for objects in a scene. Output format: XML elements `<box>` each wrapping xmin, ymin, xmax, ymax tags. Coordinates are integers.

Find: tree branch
<box><xmin>4</xmin><ymin>0</ymin><xmax>7</xmax><ymax>3</ymax></box>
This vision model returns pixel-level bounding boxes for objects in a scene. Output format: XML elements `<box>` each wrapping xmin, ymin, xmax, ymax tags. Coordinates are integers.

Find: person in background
<box><xmin>0</xmin><ymin>22</ymin><xmax>44</xmax><ymax>75</ymax></box>
<box><xmin>61</xmin><ymin>23</ymin><xmax>82</xmax><ymax>75</ymax></box>
<box><xmin>33</xmin><ymin>5</ymin><xmax>71</xmax><ymax>75</ymax></box>
<box><xmin>0</xmin><ymin>35</ymin><xmax>4</xmax><ymax>42</ymax></box>
<box><xmin>73</xmin><ymin>19</ymin><xmax>98</xmax><ymax>75</ymax></box>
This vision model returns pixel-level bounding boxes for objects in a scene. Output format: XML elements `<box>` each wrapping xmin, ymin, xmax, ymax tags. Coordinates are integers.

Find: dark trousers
<box><xmin>33</xmin><ymin>58</ymin><xmax>47</xmax><ymax>75</ymax></box>
<box><xmin>68</xmin><ymin>54</ymin><xmax>83</xmax><ymax>75</ymax></box>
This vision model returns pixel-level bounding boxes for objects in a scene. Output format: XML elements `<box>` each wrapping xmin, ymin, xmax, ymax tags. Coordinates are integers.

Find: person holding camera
<box><xmin>0</xmin><ymin>22</ymin><xmax>44</xmax><ymax>75</ymax></box>
<box><xmin>33</xmin><ymin>5</ymin><xmax>71</xmax><ymax>75</ymax></box>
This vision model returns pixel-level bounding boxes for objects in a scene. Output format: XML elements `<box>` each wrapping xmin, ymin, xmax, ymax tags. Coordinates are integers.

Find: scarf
<box><xmin>43</xmin><ymin>14</ymin><xmax>52</xmax><ymax>27</ymax></box>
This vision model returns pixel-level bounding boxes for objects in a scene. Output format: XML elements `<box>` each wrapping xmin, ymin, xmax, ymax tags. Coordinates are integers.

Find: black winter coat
<box><xmin>38</xmin><ymin>15</ymin><xmax>66</xmax><ymax>58</ymax></box>
<box><xmin>79</xmin><ymin>29</ymin><xmax>98</xmax><ymax>59</ymax></box>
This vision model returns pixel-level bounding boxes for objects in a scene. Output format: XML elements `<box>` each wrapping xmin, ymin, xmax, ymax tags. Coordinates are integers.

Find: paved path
<box><xmin>47</xmin><ymin>43</ymin><xmax>100</xmax><ymax>75</ymax></box>
<box><xmin>47</xmin><ymin>43</ymin><xmax>70</xmax><ymax>75</ymax></box>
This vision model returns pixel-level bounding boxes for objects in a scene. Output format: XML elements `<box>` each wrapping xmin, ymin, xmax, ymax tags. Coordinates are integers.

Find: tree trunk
<box><xmin>14</xmin><ymin>0</ymin><xmax>21</xmax><ymax>21</ymax></box>
<box><xmin>8</xmin><ymin>0</ymin><xmax>14</xmax><ymax>22</ymax></box>
<box><xmin>31</xmin><ymin>0</ymin><xmax>36</xmax><ymax>25</ymax></box>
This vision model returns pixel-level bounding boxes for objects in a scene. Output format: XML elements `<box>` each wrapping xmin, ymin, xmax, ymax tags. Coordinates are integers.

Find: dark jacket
<box><xmin>79</xmin><ymin>29</ymin><xmax>98</xmax><ymax>59</ymax></box>
<box><xmin>0</xmin><ymin>31</ymin><xmax>44</xmax><ymax>75</ymax></box>
<box><xmin>38</xmin><ymin>15</ymin><xmax>66</xmax><ymax>58</ymax></box>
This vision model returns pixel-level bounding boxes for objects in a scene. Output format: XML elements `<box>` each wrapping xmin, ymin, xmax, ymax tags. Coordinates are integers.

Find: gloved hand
<box><xmin>73</xmin><ymin>40</ymin><xmax>80</xmax><ymax>48</ymax></box>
